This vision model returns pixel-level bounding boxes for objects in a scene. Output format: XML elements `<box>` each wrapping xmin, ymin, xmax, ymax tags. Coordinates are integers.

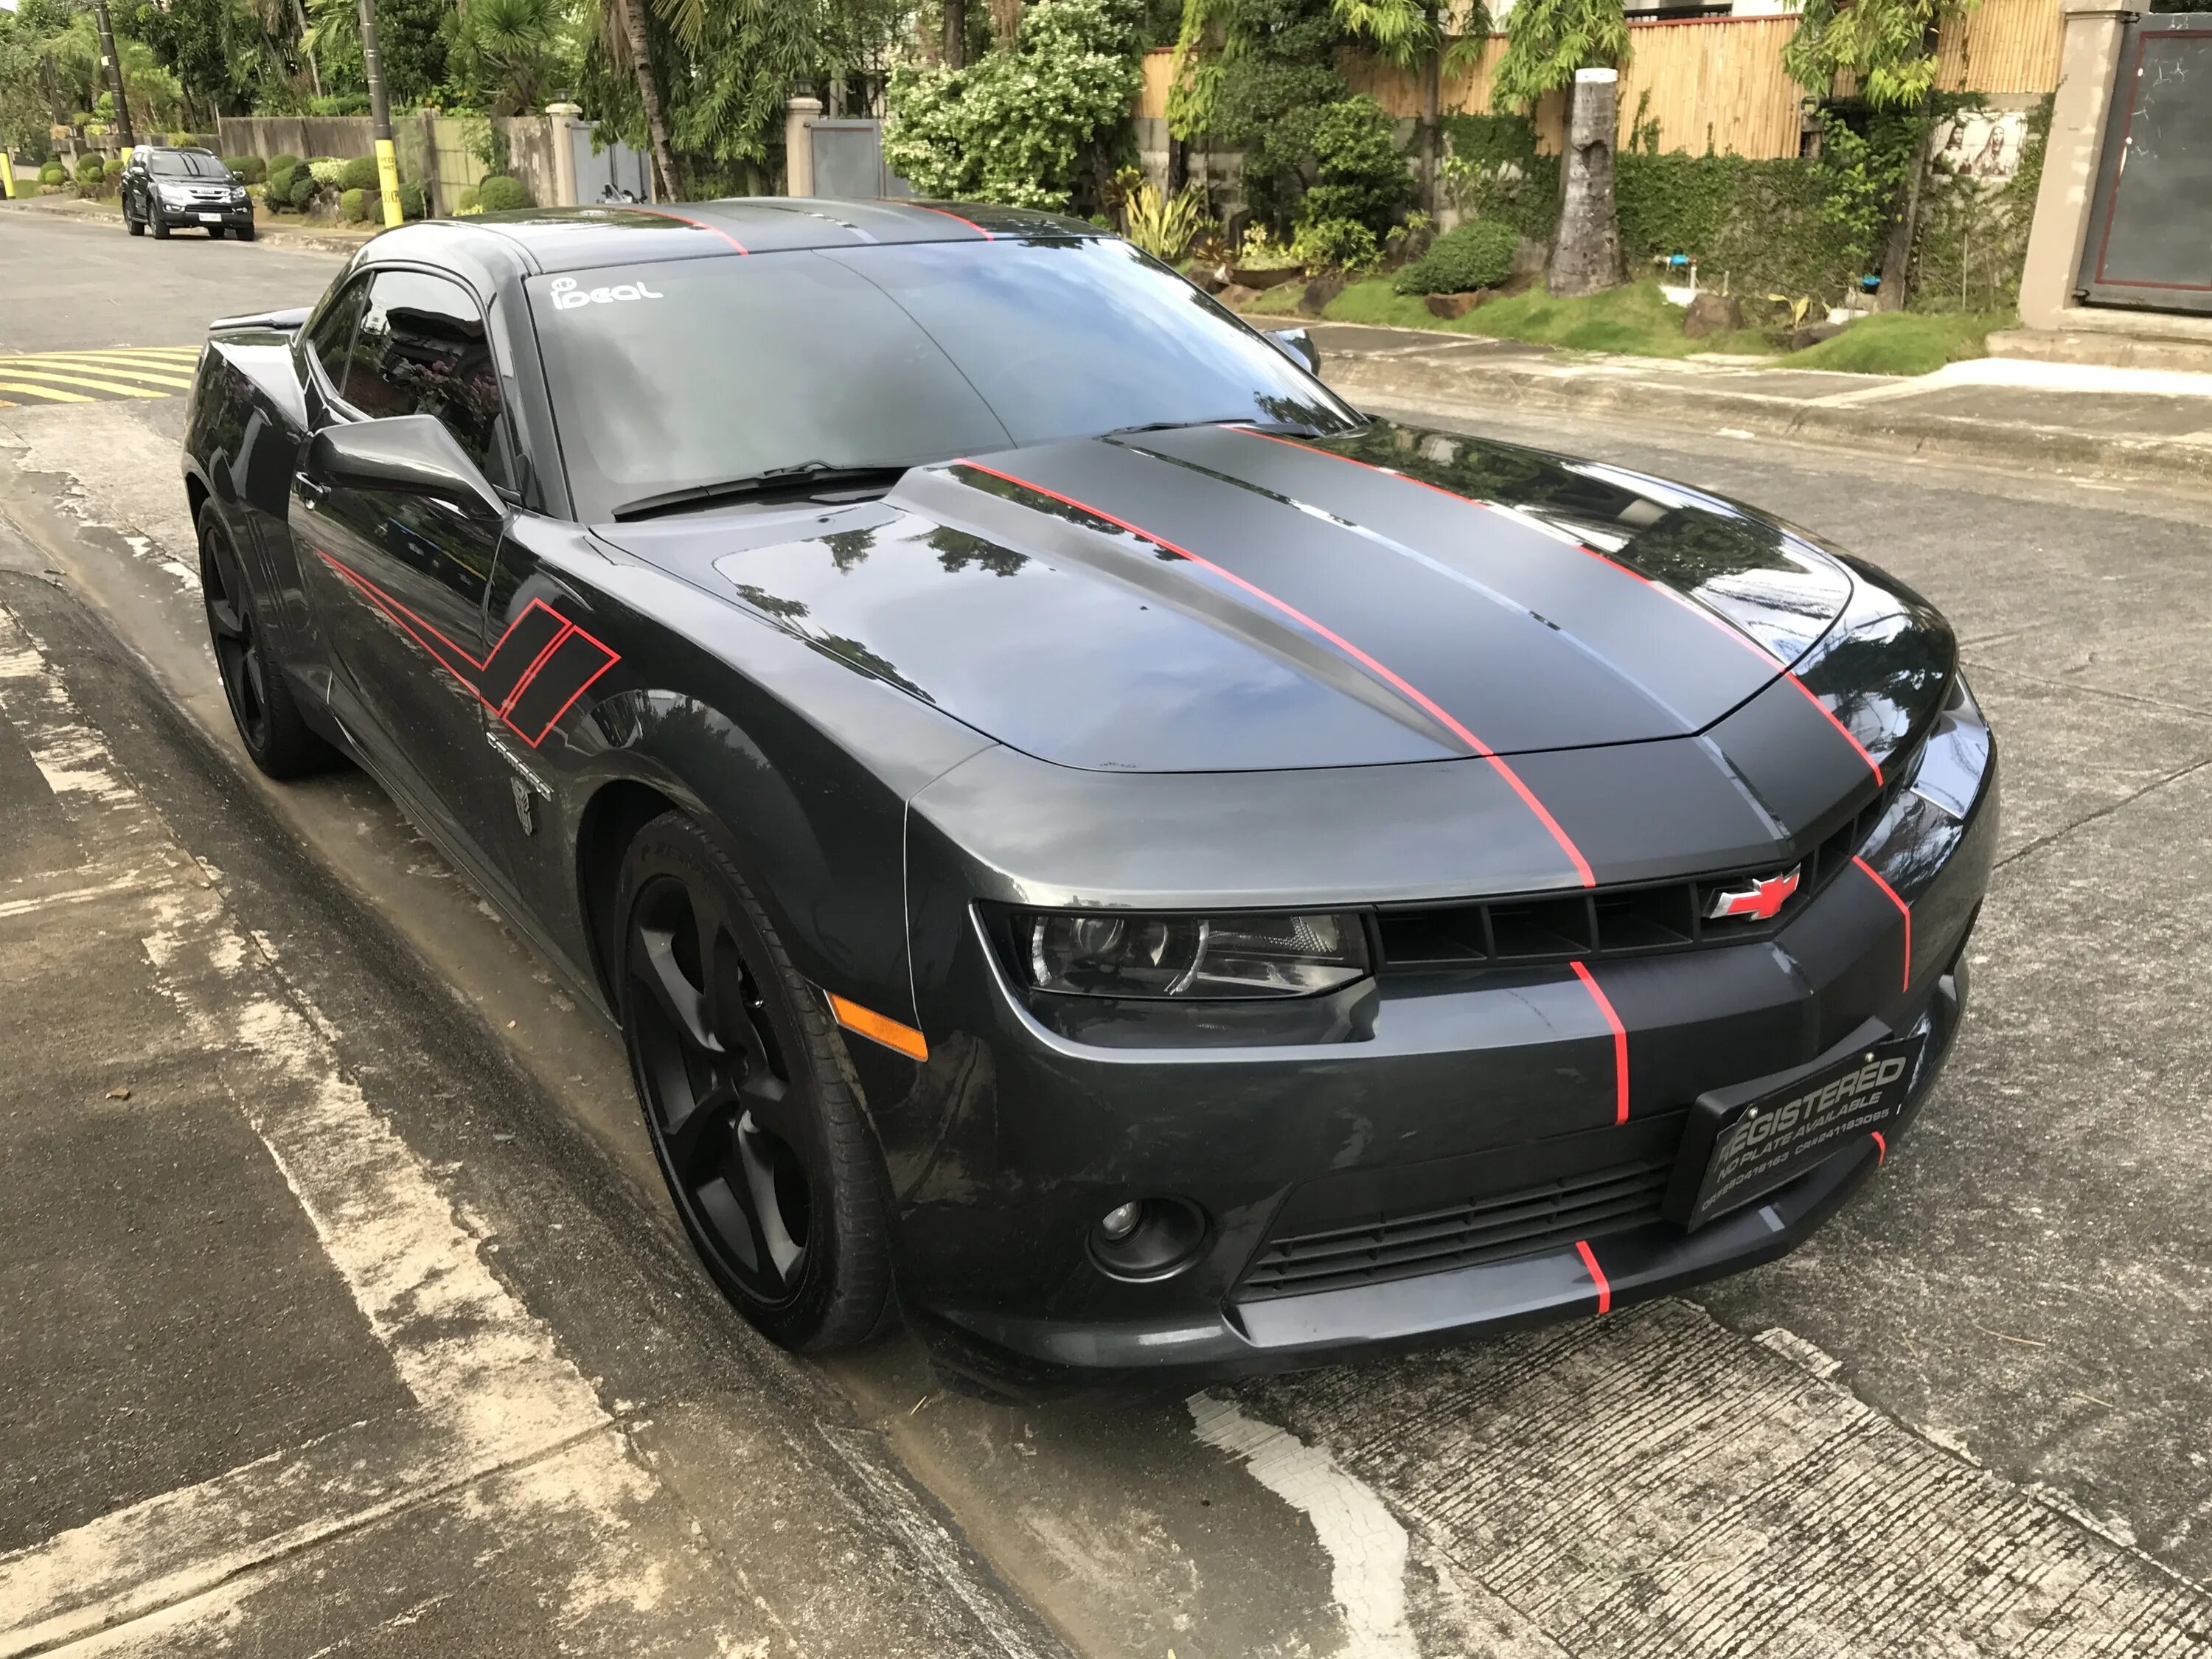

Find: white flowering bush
<box><xmin>884</xmin><ymin>0</ymin><xmax>1143</xmax><ymax>212</ymax></box>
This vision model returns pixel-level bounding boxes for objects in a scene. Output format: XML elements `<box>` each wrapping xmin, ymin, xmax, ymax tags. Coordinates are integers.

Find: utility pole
<box><xmin>358</xmin><ymin>0</ymin><xmax>403</xmax><ymax>227</ymax></box>
<box><xmin>91</xmin><ymin>0</ymin><xmax>136</xmax><ymax>155</ymax></box>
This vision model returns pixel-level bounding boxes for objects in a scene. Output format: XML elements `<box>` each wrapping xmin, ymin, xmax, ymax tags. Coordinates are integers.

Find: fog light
<box><xmin>1088</xmin><ymin>1196</ymin><xmax>1209</xmax><ymax>1281</ymax></box>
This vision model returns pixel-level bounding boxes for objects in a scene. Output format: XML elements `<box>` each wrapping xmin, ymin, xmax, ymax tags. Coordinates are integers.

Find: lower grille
<box><xmin>1236</xmin><ymin>1154</ymin><xmax>1673</xmax><ymax>1302</ymax></box>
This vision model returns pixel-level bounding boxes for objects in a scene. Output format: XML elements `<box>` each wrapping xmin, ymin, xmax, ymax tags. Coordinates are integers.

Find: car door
<box><xmin>291</xmin><ymin>266</ymin><xmax>521</xmax><ymax>864</ymax></box>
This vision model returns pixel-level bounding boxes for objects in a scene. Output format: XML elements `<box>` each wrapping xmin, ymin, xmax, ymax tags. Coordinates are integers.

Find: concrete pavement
<box><xmin>7</xmin><ymin>206</ymin><xmax>2212</xmax><ymax>1657</ymax></box>
<box><xmin>1285</xmin><ymin>318</ymin><xmax>2212</xmax><ymax>490</ymax></box>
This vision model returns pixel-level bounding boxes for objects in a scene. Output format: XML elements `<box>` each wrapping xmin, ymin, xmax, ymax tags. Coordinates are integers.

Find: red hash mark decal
<box><xmin>317</xmin><ymin>551</ymin><xmax>619</xmax><ymax>747</ymax></box>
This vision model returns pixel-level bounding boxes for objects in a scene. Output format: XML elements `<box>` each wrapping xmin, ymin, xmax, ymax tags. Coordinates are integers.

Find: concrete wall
<box><xmin>213</xmin><ymin>114</ymin><xmax>574</xmax><ymax>212</ymax></box>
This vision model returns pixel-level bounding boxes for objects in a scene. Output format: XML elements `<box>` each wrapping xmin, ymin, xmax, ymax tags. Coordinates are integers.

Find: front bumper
<box><xmin>154</xmin><ymin>200</ymin><xmax>252</xmax><ymax>229</ymax></box>
<box><xmin>878</xmin><ymin>720</ymin><xmax>1997</xmax><ymax>1394</ymax></box>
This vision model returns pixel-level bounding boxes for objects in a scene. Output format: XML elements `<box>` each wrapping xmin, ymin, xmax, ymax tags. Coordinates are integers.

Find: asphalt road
<box><xmin>4</xmin><ymin>206</ymin><xmax>2211</xmax><ymax>1658</ymax></box>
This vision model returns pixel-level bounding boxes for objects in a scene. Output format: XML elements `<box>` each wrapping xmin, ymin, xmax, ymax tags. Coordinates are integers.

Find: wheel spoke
<box><xmin>206</xmin><ymin>596</ymin><xmax>246</xmax><ymax>639</ymax></box>
<box><xmin>662</xmin><ymin>1077</ymin><xmax>740</xmax><ymax>1182</ymax></box>
<box><xmin>240</xmin><ymin>648</ymin><xmax>268</xmax><ymax>718</ymax></box>
<box><xmin>734</xmin><ymin>1116</ymin><xmax>806</xmax><ymax>1287</ymax></box>
<box><xmin>630</xmin><ymin>919</ymin><xmax>720</xmax><ymax>1057</ymax></box>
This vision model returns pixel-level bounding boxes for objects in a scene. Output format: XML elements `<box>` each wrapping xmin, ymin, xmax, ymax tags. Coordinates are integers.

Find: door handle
<box><xmin>297</xmin><ymin>476</ymin><xmax>331</xmax><ymax>506</ymax></box>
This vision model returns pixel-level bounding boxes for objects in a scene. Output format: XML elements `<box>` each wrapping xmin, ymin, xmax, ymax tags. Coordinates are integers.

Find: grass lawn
<box><xmin>1235</xmin><ymin>274</ymin><xmax>2016</xmax><ymax>375</ymax></box>
<box><xmin>1785</xmin><ymin>309</ymin><xmax>2017</xmax><ymax>375</ymax></box>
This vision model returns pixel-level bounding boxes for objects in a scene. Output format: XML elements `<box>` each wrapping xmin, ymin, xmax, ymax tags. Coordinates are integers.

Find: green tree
<box><xmin>885</xmin><ymin>0</ymin><xmax>1142</xmax><ymax>209</ymax></box>
<box><xmin>304</xmin><ymin>0</ymin><xmax>451</xmax><ymax>108</ymax></box>
<box><xmin>1328</xmin><ymin>0</ymin><xmax>1488</xmax><ymax>214</ymax></box>
<box><xmin>1784</xmin><ymin>0</ymin><xmax>1966</xmax><ymax>110</ymax></box>
<box><xmin>1169</xmin><ymin>0</ymin><xmax>1346</xmax><ymax>230</ymax></box>
<box><xmin>449</xmin><ymin>0</ymin><xmax>568</xmax><ymax>114</ymax></box>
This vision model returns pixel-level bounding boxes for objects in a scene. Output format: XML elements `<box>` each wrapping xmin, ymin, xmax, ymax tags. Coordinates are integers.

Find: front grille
<box><xmin>1375</xmin><ymin>776</ymin><xmax>1905</xmax><ymax>973</ymax></box>
<box><xmin>1236</xmin><ymin>1153</ymin><xmax>1674</xmax><ymax>1301</ymax></box>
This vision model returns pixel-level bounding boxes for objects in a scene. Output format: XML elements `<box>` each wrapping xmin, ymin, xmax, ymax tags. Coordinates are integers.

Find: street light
<box><xmin>357</xmin><ymin>0</ymin><xmax>403</xmax><ymax>228</ymax></box>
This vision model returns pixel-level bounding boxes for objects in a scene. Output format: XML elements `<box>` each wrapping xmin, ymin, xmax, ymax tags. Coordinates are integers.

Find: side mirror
<box><xmin>230</xmin><ymin>169</ymin><xmax>245</xmax><ymax>184</ymax></box>
<box><xmin>307</xmin><ymin>414</ymin><xmax>505</xmax><ymax>522</ymax></box>
<box><xmin>1268</xmin><ymin>326</ymin><xmax>1321</xmax><ymax>375</ymax></box>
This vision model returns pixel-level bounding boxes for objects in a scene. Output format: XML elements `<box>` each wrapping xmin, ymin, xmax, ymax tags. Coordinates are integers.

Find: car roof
<box><xmin>364</xmin><ymin>198</ymin><xmax>1106</xmax><ymax>274</ymax></box>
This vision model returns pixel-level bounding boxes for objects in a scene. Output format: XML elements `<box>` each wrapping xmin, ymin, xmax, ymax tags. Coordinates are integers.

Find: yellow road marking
<box><xmin>0</xmin><ymin>358</ymin><xmax>195</xmax><ymax>388</ymax></box>
<box><xmin>0</xmin><ymin>369</ymin><xmax>167</xmax><ymax>397</ymax></box>
<box><xmin>0</xmin><ymin>382</ymin><xmax>94</xmax><ymax>403</ymax></box>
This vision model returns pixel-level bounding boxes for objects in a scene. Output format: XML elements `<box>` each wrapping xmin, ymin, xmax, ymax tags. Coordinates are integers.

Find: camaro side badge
<box><xmin>1708</xmin><ymin>866</ymin><xmax>1801</xmax><ymax>922</ymax></box>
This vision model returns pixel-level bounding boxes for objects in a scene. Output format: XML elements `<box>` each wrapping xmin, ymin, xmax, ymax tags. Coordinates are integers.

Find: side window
<box><xmin>306</xmin><ymin>279</ymin><xmax>369</xmax><ymax>396</ymax></box>
<box><xmin>346</xmin><ymin>269</ymin><xmax>513</xmax><ymax>489</ymax></box>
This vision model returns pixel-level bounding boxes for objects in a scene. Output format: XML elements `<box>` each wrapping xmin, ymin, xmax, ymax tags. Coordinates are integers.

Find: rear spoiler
<box><xmin>208</xmin><ymin>305</ymin><xmax>312</xmax><ymax>335</ymax></box>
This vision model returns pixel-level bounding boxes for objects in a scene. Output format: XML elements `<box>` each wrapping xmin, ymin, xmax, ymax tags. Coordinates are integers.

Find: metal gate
<box><xmin>570</xmin><ymin>124</ymin><xmax>654</xmax><ymax>205</ymax></box>
<box><xmin>806</xmin><ymin>119</ymin><xmax>911</xmax><ymax>200</ymax></box>
<box><xmin>2078</xmin><ymin>11</ymin><xmax>2212</xmax><ymax>313</ymax></box>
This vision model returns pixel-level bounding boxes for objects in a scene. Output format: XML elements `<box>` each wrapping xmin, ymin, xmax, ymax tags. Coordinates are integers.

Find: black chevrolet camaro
<box><xmin>181</xmin><ymin>201</ymin><xmax>1995</xmax><ymax>1388</ymax></box>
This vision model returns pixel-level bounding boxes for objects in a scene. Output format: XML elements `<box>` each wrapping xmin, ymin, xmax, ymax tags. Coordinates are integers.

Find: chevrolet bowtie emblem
<box><xmin>1708</xmin><ymin>866</ymin><xmax>1801</xmax><ymax>922</ymax></box>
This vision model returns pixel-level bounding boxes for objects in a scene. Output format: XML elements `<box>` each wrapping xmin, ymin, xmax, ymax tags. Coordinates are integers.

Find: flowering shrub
<box><xmin>884</xmin><ymin>0</ymin><xmax>1144</xmax><ymax>212</ymax></box>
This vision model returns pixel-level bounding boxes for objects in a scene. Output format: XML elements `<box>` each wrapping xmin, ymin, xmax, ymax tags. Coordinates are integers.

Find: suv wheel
<box><xmin>150</xmin><ymin>212</ymin><xmax>170</xmax><ymax>240</ymax></box>
<box><xmin>125</xmin><ymin>206</ymin><xmax>144</xmax><ymax>237</ymax></box>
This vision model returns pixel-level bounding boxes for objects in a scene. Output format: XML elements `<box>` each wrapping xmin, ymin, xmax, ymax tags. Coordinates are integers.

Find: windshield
<box><xmin>526</xmin><ymin>237</ymin><xmax>1359</xmax><ymax>521</ymax></box>
<box><xmin>149</xmin><ymin>152</ymin><xmax>229</xmax><ymax>178</ymax></box>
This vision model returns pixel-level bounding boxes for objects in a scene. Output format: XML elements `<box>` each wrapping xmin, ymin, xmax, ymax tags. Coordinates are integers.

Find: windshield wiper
<box><xmin>611</xmin><ymin>460</ymin><xmax>912</xmax><ymax>522</ymax></box>
<box><xmin>1100</xmin><ymin>416</ymin><xmax>1332</xmax><ymax>441</ymax></box>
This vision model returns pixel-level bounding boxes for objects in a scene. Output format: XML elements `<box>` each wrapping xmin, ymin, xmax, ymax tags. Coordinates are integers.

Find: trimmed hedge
<box><xmin>475</xmin><ymin>174</ymin><xmax>529</xmax><ymax>212</ymax></box>
<box><xmin>266</xmin><ymin>162</ymin><xmax>296</xmax><ymax>206</ymax></box>
<box><xmin>286</xmin><ymin>172</ymin><xmax>316</xmax><ymax>211</ymax></box>
<box><xmin>338</xmin><ymin>154</ymin><xmax>378</xmax><ymax>192</ymax></box>
<box><xmin>75</xmin><ymin>157</ymin><xmax>103</xmax><ymax>187</ymax></box>
<box><xmin>455</xmin><ymin>183</ymin><xmax>481</xmax><ymax>215</ymax></box>
<box><xmin>38</xmin><ymin>161</ymin><xmax>65</xmax><ymax>186</ymax></box>
<box><xmin>307</xmin><ymin>157</ymin><xmax>346</xmax><ymax>188</ymax></box>
<box><xmin>340</xmin><ymin>187</ymin><xmax>367</xmax><ymax>222</ymax></box>
<box><xmin>397</xmin><ymin>179</ymin><xmax>425</xmax><ymax>220</ymax></box>
<box><xmin>267</xmin><ymin>153</ymin><xmax>302</xmax><ymax>180</ymax></box>
<box><xmin>224</xmin><ymin>153</ymin><xmax>265</xmax><ymax>184</ymax></box>
<box><xmin>1394</xmin><ymin>218</ymin><xmax>1518</xmax><ymax>295</ymax></box>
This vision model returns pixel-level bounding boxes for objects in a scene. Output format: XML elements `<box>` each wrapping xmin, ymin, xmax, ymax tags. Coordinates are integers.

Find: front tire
<box><xmin>150</xmin><ymin>212</ymin><xmax>170</xmax><ymax>240</ymax></box>
<box><xmin>125</xmin><ymin>207</ymin><xmax>144</xmax><ymax>237</ymax></box>
<box><xmin>236</xmin><ymin>221</ymin><xmax>257</xmax><ymax>242</ymax></box>
<box><xmin>614</xmin><ymin>813</ymin><xmax>893</xmax><ymax>1351</ymax></box>
<box><xmin>198</xmin><ymin>507</ymin><xmax>334</xmax><ymax>779</ymax></box>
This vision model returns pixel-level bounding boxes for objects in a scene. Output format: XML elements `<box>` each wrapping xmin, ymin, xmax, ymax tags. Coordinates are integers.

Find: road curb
<box><xmin>1325</xmin><ymin>353</ymin><xmax>2212</xmax><ymax>486</ymax></box>
<box><xmin>1</xmin><ymin>195</ymin><xmax>371</xmax><ymax>256</ymax></box>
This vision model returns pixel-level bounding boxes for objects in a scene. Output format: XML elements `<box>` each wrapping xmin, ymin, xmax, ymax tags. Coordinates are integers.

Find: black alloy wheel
<box><xmin>615</xmin><ymin>813</ymin><xmax>891</xmax><ymax>1350</ymax></box>
<box><xmin>197</xmin><ymin>508</ymin><xmax>333</xmax><ymax>779</ymax></box>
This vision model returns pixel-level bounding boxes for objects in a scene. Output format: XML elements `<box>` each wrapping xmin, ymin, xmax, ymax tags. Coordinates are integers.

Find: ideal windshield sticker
<box><xmin>549</xmin><ymin>275</ymin><xmax>664</xmax><ymax>311</ymax></box>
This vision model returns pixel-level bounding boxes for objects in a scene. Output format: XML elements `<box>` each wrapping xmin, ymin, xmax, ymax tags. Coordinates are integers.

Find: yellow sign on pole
<box><xmin>0</xmin><ymin>155</ymin><xmax>15</xmax><ymax>201</ymax></box>
<box><xmin>375</xmin><ymin>137</ymin><xmax>403</xmax><ymax>229</ymax></box>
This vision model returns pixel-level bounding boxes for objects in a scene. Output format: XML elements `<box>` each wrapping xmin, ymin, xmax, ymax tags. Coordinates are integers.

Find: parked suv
<box><xmin>121</xmin><ymin>146</ymin><xmax>254</xmax><ymax>240</ymax></box>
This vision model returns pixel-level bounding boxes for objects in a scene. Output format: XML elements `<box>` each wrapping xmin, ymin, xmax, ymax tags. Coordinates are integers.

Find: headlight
<box><xmin>1018</xmin><ymin>910</ymin><xmax>1370</xmax><ymax>999</ymax></box>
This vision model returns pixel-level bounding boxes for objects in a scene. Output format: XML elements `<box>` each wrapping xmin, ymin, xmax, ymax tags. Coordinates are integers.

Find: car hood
<box><xmin>594</xmin><ymin>418</ymin><xmax>1947</xmax><ymax>776</ymax></box>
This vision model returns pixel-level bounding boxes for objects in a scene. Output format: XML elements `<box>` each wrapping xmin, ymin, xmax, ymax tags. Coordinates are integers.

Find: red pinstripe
<box><xmin>1571</xmin><ymin>960</ymin><xmax>1630</xmax><ymax>1125</ymax></box>
<box><xmin>1871</xmin><ymin>1129</ymin><xmax>1888</xmax><ymax>1166</ymax></box>
<box><xmin>1575</xmin><ymin>1239</ymin><xmax>1612</xmax><ymax>1314</ymax></box>
<box><xmin>955</xmin><ymin>456</ymin><xmax>1597</xmax><ymax>888</ymax></box>
<box><xmin>1233</xmin><ymin>426</ymin><xmax>1884</xmax><ymax>786</ymax></box>
<box><xmin>630</xmin><ymin>206</ymin><xmax>749</xmax><ymax>254</ymax></box>
<box><xmin>1853</xmin><ymin>854</ymin><xmax>1913</xmax><ymax>993</ymax></box>
<box><xmin>909</xmin><ymin>203</ymin><xmax>996</xmax><ymax>240</ymax></box>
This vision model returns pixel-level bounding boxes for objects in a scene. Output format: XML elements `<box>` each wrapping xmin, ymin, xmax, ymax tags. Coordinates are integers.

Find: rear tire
<box><xmin>198</xmin><ymin>507</ymin><xmax>335</xmax><ymax>779</ymax></box>
<box><xmin>614</xmin><ymin>813</ymin><xmax>894</xmax><ymax>1351</ymax></box>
